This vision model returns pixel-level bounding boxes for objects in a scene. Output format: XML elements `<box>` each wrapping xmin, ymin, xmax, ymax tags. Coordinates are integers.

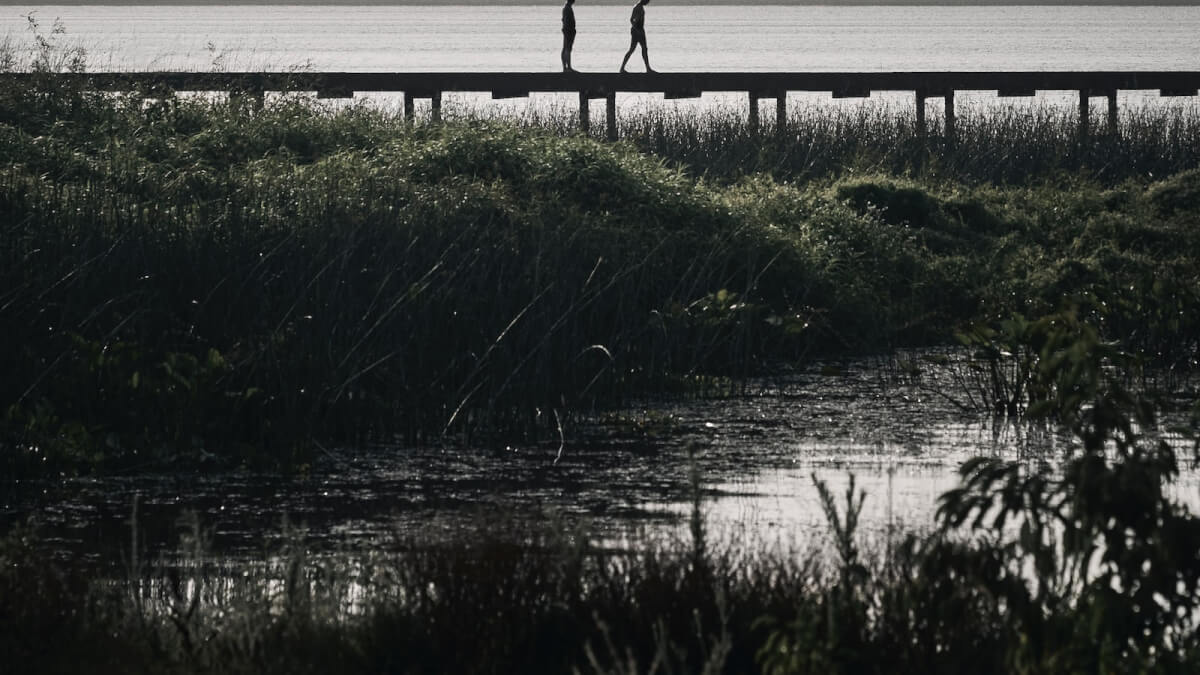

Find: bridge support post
<box><xmin>915</xmin><ymin>90</ymin><xmax>927</xmax><ymax>138</ymax></box>
<box><xmin>1106</xmin><ymin>90</ymin><xmax>1119</xmax><ymax>134</ymax></box>
<box><xmin>579</xmin><ymin>92</ymin><xmax>590</xmax><ymax>133</ymax></box>
<box><xmin>431</xmin><ymin>91</ymin><xmax>442</xmax><ymax>122</ymax></box>
<box><xmin>404</xmin><ymin>93</ymin><xmax>414</xmax><ymax>122</ymax></box>
<box><xmin>944</xmin><ymin>91</ymin><xmax>955</xmax><ymax>147</ymax></box>
<box><xmin>748</xmin><ymin>93</ymin><xmax>759</xmax><ymax>132</ymax></box>
<box><xmin>606</xmin><ymin>93</ymin><xmax>618</xmax><ymax>141</ymax></box>
<box><xmin>776</xmin><ymin>93</ymin><xmax>787</xmax><ymax>136</ymax></box>
<box><xmin>1079</xmin><ymin>90</ymin><xmax>1090</xmax><ymax>144</ymax></box>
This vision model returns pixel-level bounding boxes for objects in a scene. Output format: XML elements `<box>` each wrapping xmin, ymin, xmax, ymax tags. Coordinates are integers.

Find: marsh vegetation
<box><xmin>4</xmin><ymin>32</ymin><xmax>1200</xmax><ymax>673</ymax></box>
<box><xmin>4</xmin><ymin>75</ymin><xmax>1200</xmax><ymax>472</ymax></box>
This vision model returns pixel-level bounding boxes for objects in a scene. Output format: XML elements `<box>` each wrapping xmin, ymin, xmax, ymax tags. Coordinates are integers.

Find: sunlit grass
<box><xmin>438</xmin><ymin>93</ymin><xmax>1200</xmax><ymax>185</ymax></box>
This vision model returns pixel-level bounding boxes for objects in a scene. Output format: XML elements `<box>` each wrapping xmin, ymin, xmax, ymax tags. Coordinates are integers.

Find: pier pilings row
<box><xmin>6</xmin><ymin>71</ymin><xmax>1199</xmax><ymax>143</ymax></box>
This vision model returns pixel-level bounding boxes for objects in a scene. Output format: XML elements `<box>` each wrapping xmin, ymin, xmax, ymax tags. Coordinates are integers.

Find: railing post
<box><xmin>1079</xmin><ymin>90</ymin><xmax>1090</xmax><ymax>144</ymax></box>
<box><xmin>606</xmin><ymin>92</ymin><xmax>618</xmax><ymax>141</ymax></box>
<box><xmin>915</xmin><ymin>90</ymin><xmax>927</xmax><ymax>138</ymax></box>
<box><xmin>776</xmin><ymin>93</ymin><xmax>787</xmax><ymax>136</ymax></box>
<box><xmin>431</xmin><ymin>91</ymin><xmax>442</xmax><ymax>123</ymax></box>
<box><xmin>944</xmin><ymin>91</ymin><xmax>955</xmax><ymax>147</ymax></box>
<box><xmin>748</xmin><ymin>92</ymin><xmax>759</xmax><ymax>132</ymax></box>
<box><xmin>404</xmin><ymin>92</ymin><xmax>414</xmax><ymax>122</ymax></box>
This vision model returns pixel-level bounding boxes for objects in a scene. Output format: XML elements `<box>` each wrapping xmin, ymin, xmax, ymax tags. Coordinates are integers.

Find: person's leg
<box><xmin>562</xmin><ymin>32</ymin><xmax>575</xmax><ymax>71</ymax></box>
<box><xmin>640</xmin><ymin>38</ymin><xmax>653</xmax><ymax>72</ymax></box>
<box><xmin>620</xmin><ymin>36</ymin><xmax>637</xmax><ymax>72</ymax></box>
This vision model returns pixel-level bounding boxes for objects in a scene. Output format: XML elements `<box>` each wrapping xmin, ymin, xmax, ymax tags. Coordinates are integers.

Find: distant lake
<box><xmin>2</xmin><ymin>4</ymin><xmax>1199</xmax><ymax>73</ymax></box>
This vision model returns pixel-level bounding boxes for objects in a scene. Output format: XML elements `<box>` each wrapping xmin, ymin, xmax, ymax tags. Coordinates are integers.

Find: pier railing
<box><xmin>6</xmin><ymin>70</ymin><xmax>1200</xmax><ymax>141</ymax></box>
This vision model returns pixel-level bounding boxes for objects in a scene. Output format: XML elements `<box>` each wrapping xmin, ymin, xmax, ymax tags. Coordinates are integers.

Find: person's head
<box><xmin>567</xmin><ymin>0</ymin><xmax>574</xmax><ymax>5</ymax></box>
<box><xmin>640</xmin><ymin>0</ymin><xmax>650</xmax><ymax>5</ymax></box>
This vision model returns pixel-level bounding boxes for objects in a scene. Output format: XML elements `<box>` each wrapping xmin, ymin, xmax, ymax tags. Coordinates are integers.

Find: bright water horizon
<box><xmin>3</xmin><ymin>4</ymin><xmax>1200</xmax><ymax>73</ymax></box>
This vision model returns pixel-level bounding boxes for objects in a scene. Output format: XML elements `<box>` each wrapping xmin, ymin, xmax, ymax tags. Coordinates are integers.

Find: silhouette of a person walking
<box><xmin>619</xmin><ymin>0</ymin><xmax>654</xmax><ymax>73</ymax></box>
<box><xmin>561</xmin><ymin>0</ymin><xmax>577</xmax><ymax>72</ymax></box>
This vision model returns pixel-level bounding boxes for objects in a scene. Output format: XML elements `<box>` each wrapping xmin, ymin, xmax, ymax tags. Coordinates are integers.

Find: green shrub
<box><xmin>835</xmin><ymin>179</ymin><xmax>943</xmax><ymax>229</ymax></box>
<box><xmin>1147</xmin><ymin>167</ymin><xmax>1200</xmax><ymax>216</ymax></box>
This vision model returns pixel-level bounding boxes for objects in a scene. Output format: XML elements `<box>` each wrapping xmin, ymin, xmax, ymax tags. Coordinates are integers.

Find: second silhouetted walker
<box><xmin>562</xmin><ymin>0</ymin><xmax>576</xmax><ymax>72</ymax></box>
<box><xmin>620</xmin><ymin>0</ymin><xmax>654</xmax><ymax>73</ymax></box>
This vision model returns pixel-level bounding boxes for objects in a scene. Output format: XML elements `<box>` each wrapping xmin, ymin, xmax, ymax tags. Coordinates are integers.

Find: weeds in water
<box><xmin>8</xmin><ymin>315</ymin><xmax>1198</xmax><ymax>673</ymax></box>
<box><xmin>756</xmin><ymin>314</ymin><xmax>1200</xmax><ymax>673</ymax></box>
<box><xmin>934</xmin><ymin>310</ymin><xmax>1129</xmax><ymax>418</ymax></box>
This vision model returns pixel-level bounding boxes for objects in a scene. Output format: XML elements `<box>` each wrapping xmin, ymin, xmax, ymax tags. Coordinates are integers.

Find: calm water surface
<box><xmin>6</xmin><ymin>5</ymin><xmax>1199</xmax><ymax>114</ymax></box>
<box><xmin>5</xmin><ymin>353</ymin><xmax>1197</xmax><ymax>566</ymax></box>
<box><xmin>3</xmin><ymin>5</ymin><xmax>1199</xmax><ymax>72</ymax></box>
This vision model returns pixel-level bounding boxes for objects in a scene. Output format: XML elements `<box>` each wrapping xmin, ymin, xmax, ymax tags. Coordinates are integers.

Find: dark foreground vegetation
<box><xmin>5</xmin><ymin>318</ymin><xmax>1200</xmax><ymax>674</ymax></box>
<box><xmin>4</xmin><ymin>67</ymin><xmax>1200</xmax><ymax>472</ymax></box>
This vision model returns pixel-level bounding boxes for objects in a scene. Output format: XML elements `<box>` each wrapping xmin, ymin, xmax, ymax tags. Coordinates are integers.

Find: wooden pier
<box><xmin>7</xmin><ymin>70</ymin><xmax>1200</xmax><ymax>141</ymax></box>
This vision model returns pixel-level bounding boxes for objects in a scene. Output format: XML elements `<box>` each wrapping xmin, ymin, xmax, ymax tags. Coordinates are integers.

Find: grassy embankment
<box><xmin>3</xmin><ymin>69</ymin><xmax>1200</xmax><ymax>472</ymax></box>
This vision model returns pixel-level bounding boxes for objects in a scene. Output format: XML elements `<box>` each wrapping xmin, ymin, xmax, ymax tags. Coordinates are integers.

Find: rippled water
<box><xmin>7</xmin><ymin>351</ymin><xmax>1196</xmax><ymax>568</ymax></box>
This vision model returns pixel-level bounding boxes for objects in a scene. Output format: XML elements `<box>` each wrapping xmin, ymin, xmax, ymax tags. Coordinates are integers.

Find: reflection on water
<box><xmin>3</xmin><ymin>350</ymin><xmax>1197</xmax><ymax>568</ymax></box>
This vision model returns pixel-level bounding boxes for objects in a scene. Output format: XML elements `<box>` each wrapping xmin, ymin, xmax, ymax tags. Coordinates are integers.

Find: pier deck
<box><xmin>7</xmin><ymin>70</ymin><xmax>1200</xmax><ymax>141</ymax></box>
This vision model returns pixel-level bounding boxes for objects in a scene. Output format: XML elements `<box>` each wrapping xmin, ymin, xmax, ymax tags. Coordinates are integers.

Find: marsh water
<box><xmin>5</xmin><ymin>351</ymin><xmax>1198</xmax><ymax>568</ymax></box>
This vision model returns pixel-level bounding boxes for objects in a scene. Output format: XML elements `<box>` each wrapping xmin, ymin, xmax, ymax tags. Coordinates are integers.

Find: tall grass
<box><xmin>445</xmin><ymin>96</ymin><xmax>1200</xmax><ymax>185</ymax></box>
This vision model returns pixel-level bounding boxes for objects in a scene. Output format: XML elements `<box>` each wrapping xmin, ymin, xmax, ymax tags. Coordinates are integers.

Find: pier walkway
<box><xmin>7</xmin><ymin>70</ymin><xmax>1200</xmax><ymax>141</ymax></box>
